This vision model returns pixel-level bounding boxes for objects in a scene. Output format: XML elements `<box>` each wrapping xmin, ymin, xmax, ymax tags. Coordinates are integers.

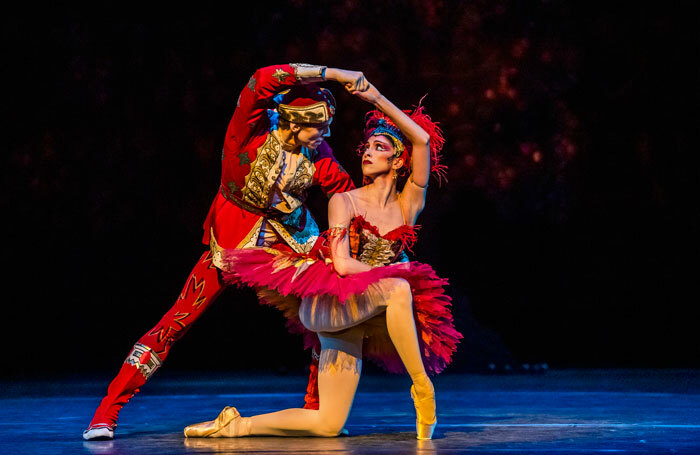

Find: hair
<box><xmin>277</xmin><ymin>117</ymin><xmax>291</xmax><ymax>131</ymax></box>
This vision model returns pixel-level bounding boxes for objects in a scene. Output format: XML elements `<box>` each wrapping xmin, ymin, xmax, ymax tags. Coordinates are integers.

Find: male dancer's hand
<box><xmin>324</xmin><ymin>68</ymin><xmax>369</xmax><ymax>93</ymax></box>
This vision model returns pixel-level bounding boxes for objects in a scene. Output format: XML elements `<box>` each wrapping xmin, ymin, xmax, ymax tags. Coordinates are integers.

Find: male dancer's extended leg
<box><xmin>84</xmin><ymin>250</ymin><xmax>225</xmax><ymax>439</ymax></box>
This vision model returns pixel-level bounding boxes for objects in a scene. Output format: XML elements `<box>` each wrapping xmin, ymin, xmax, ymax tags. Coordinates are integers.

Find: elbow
<box><xmin>333</xmin><ymin>263</ymin><xmax>350</xmax><ymax>277</ymax></box>
<box><xmin>416</xmin><ymin>135</ymin><xmax>430</xmax><ymax>148</ymax></box>
<box><xmin>332</xmin><ymin>258</ymin><xmax>351</xmax><ymax>277</ymax></box>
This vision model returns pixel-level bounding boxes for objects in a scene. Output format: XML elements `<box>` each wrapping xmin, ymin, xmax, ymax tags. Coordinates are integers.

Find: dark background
<box><xmin>3</xmin><ymin>1</ymin><xmax>698</xmax><ymax>379</ymax></box>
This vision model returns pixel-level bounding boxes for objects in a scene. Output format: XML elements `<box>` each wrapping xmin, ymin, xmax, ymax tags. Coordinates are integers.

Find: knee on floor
<box><xmin>314</xmin><ymin>412</ymin><xmax>350</xmax><ymax>437</ymax></box>
<box><xmin>313</xmin><ymin>417</ymin><xmax>346</xmax><ymax>437</ymax></box>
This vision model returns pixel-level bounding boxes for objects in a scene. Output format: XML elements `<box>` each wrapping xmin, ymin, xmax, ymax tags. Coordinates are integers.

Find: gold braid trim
<box><xmin>289</xmin><ymin>63</ymin><xmax>326</xmax><ymax>82</ymax></box>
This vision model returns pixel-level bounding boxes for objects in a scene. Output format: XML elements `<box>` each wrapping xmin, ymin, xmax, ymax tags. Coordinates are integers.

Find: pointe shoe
<box><xmin>410</xmin><ymin>384</ymin><xmax>437</xmax><ymax>440</ymax></box>
<box><xmin>184</xmin><ymin>406</ymin><xmax>249</xmax><ymax>438</ymax></box>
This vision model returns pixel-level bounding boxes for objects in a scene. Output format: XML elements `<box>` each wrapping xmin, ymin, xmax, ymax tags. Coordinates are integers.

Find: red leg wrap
<box><xmin>88</xmin><ymin>251</ymin><xmax>225</xmax><ymax>429</ymax></box>
<box><xmin>303</xmin><ymin>348</ymin><xmax>320</xmax><ymax>410</ymax></box>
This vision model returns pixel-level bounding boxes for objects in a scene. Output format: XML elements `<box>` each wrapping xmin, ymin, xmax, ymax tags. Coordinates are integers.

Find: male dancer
<box><xmin>84</xmin><ymin>64</ymin><xmax>365</xmax><ymax>440</ymax></box>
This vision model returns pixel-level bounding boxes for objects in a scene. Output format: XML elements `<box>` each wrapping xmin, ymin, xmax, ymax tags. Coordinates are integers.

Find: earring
<box><xmin>392</xmin><ymin>171</ymin><xmax>397</xmax><ymax>181</ymax></box>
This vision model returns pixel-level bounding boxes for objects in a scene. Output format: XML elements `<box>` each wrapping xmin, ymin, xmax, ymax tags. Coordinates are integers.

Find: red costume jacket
<box><xmin>202</xmin><ymin>64</ymin><xmax>354</xmax><ymax>258</ymax></box>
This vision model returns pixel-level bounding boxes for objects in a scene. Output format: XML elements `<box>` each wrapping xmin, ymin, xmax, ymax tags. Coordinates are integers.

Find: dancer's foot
<box><xmin>184</xmin><ymin>406</ymin><xmax>250</xmax><ymax>438</ymax></box>
<box><xmin>410</xmin><ymin>378</ymin><xmax>436</xmax><ymax>440</ymax></box>
<box><xmin>83</xmin><ymin>344</ymin><xmax>159</xmax><ymax>440</ymax></box>
<box><xmin>83</xmin><ymin>424</ymin><xmax>115</xmax><ymax>441</ymax></box>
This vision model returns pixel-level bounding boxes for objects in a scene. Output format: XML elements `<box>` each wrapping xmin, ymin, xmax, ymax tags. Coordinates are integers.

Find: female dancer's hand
<box><xmin>352</xmin><ymin>82</ymin><xmax>382</xmax><ymax>104</ymax></box>
<box><xmin>324</xmin><ymin>68</ymin><xmax>369</xmax><ymax>93</ymax></box>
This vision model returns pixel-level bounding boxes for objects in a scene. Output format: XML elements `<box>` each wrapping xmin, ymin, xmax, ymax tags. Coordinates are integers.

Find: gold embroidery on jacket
<box><xmin>241</xmin><ymin>134</ymin><xmax>282</xmax><ymax>208</ymax></box>
<box><xmin>284</xmin><ymin>153</ymin><xmax>316</xmax><ymax>201</ymax></box>
<box><xmin>267</xmin><ymin>219</ymin><xmax>316</xmax><ymax>253</ymax></box>
<box><xmin>236</xmin><ymin>218</ymin><xmax>264</xmax><ymax>250</ymax></box>
<box><xmin>268</xmin><ymin>147</ymin><xmax>316</xmax><ymax>214</ymax></box>
<box><xmin>208</xmin><ymin>228</ymin><xmax>227</xmax><ymax>271</ymax></box>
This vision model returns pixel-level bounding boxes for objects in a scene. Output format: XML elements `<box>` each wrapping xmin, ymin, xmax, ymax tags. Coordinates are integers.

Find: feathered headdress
<box><xmin>360</xmin><ymin>104</ymin><xmax>446</xmax><ymax>183</ymax></box>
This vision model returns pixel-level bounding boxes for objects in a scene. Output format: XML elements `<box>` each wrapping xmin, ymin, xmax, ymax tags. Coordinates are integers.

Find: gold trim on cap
<box><xmin>278</xmin><ymin>101</ymin><xmax>330</xmax><ymax>124</ymax></box>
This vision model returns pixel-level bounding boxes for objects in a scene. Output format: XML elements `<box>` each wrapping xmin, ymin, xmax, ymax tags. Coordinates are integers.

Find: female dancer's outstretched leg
<box><xmin>184</xmin><ymin>326</ymin><xmax>364</xmax><ymax>437</ymax></box>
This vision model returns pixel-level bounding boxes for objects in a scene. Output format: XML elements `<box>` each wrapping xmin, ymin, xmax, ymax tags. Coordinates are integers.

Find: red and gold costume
<box><xmin>85</xmin><ymin>64</ymin><xmax>354</xmax><ymax>438</ymax></box>
<box><xmin>179</xmin><ymin>102</ymin><xmax>459</xmax><ymax>442</ymax></box>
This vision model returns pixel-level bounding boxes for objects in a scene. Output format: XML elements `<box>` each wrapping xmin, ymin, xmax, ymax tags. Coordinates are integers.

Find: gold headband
<box><xmin>372</xmin><ymin>133</ymin><xmax>405</xmax><ymax>158</ymax></box>
<box><xmin>278</xmin><ymin>101</ymin><xmax>333</xmax><ymax>124</ymax></box>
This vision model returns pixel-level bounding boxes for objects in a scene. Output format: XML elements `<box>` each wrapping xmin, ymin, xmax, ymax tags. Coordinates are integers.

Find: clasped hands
<box><xmin>325</xmin><ymin>68</ymin><xmax>382</xmax><ymax>104</ymax></box>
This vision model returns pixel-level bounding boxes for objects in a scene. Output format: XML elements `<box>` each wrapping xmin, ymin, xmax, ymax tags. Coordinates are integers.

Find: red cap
<box><xmin>278</xmin><ymin>84</ymin><xmax>336</xmax><ymax>124</ymax></box>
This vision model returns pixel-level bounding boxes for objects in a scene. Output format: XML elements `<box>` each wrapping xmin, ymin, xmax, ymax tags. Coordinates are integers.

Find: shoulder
<box><xmin>328</xmin><ymin>192</ymin><xmax>355</xmax><ymax>222</ymax></box>
<box><xmin>312</xmin><ymin>142</ymin><xmax>336</xmax><ymax>160</ymax></box>
<box><xmin>328</xmin><ymin>191</ymin><xmax>350</xmax><ymax>208</ymax></box>
<box><xmin>347</xmin><ymin>187</ymin><xmax>364</xmax><ymax>197</ymax></box>
<box><xmin>329</xmin><ymin>190</ymin><xmax>359</xmax><ymax>212</ymax></box>
<box><xmin>342</xmin><ymin>188</ymin><xmax>366</xmax><ymax>204</ymax></box>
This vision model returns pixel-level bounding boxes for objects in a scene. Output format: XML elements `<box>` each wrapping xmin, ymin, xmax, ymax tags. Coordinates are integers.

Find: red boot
<box><xmin>303</xmin><ymin>348</ymin><xmax>320</xmax><ymax>410</ymax></box>
<box><xmin>83</xmin><ymin>343</ymin><xmax>162</xmax><ymax>440</ymax></box>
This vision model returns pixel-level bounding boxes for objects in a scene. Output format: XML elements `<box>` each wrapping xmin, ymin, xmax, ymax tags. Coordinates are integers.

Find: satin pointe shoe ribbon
<box><xmin>410</xmin><ymin>385</ymin><xmax>437</xmax><ymax>440</ymax></box>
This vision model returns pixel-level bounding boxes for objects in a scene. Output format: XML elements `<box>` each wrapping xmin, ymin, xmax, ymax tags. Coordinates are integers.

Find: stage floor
<box><xmin>1</xmin><ymin>369</ymin><xmax>698</xmax><ymax>454</ymax></box>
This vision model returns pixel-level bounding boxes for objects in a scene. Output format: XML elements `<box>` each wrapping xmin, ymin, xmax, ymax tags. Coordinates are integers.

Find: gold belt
<box><xmin>222</xmin><ymin>186</ymin><xmax>284</xmax><ymax>219</ymax></box>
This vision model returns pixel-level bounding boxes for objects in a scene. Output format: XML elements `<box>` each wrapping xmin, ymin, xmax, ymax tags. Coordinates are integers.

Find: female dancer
<box><xmin>183</xmin><ymin>82</ymin><xmax>461</xmax><ymax>440</ymax></box>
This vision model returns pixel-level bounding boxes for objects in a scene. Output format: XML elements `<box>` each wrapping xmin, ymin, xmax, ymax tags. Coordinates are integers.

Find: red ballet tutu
<box><xmin>221</xmin><ymin>247</ymin><xmax>462</xmax><ymax>375</ymax></box>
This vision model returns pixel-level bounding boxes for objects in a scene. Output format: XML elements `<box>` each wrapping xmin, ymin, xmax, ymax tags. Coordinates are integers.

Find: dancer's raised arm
<box><xmin>353</xmin><ymin>83</ymin><xmax>432</xmax><ymax>222</ymax></box>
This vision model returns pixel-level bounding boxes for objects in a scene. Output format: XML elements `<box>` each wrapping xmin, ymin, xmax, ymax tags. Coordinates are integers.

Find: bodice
<box><xmin>348</xmin><ymin>216</ymin><xmax>418</xmax><ymax>267</ymax></box>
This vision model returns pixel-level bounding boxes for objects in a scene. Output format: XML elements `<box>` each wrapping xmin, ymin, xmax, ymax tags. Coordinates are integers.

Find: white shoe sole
<box><xmin>83</xmin><ymin>427</ymin><xmax>114</xmax><ymax>440</ymax></box>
